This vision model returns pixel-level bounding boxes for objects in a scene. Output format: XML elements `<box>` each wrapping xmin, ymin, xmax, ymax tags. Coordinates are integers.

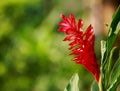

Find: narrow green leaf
<box><xmin>107</xmin><ymin>5</ymin><xmax>120</xmax><ymax>37</ymax></box>
<box><xmin>64</xmin><ymin>73</ymin><xmax>79</xmax><ymax>91</ymax></box>
<box><xmin>110</xmin><ymin>53</ymin><xmax>120</xmax><ymax>84</ymax></box>
<box><xmin>114</xmin><ymin>21</ymin><xmax>120</xmax><ymax>34</ymax></box>
<box><xmin>101</xmin><ymin>6</ymin><xmax>120</xmax><ymax>90</ymax></box>
<box><xmin>100</xmin><ymin>40</ymin><xmax>106</xmax><ymax>90</ymax></box>
<box><xmin>107</xmin><ymin>53</ymin><xmax>120</xmax><ymax>90</ymax></box>
<box><xmin>101</xmin><ymin>40</ymin><xmax>106</xmax><ymax>63</ymax></box>
<box><xmin>106</xmin><ymin>5</ymin><xmax>120</xmax><ymax>53</ymax></box>
<box><xmin>91</xmin><ymin>81</ymin><xmax>99</xmax><ymax>91</ymax></box>
<box><xmin>104</xmin><ymin>47</ymin><xmax>117</xmax><ymax>89</ymax></box>
<box><xmin>106</xmin><ymin>47</ymin><xmax>116</xmax><ymax>76</ymax></box>
<box><xmin>106</xmin><ymin>47</ymin><xmax>116</xmax><ymax>78</ymax></box>
<box><xmin>107</xmin><ymin>76</ymin><xmax>120</xmax><ymax>91</ymax></box>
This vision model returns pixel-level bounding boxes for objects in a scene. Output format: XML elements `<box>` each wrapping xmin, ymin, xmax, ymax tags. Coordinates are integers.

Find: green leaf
<box><xmin>106</xmin><ymin>47</ymin><xmax>116</xmax><ymax>74</ymax></box>
<box><xmin>100</xmin><ymin>47</ymin><xmax>116</xmax><ymax>90</ymax></box>
<box><xmin>114</xmin><ymin>21</ymin><xmax>120</xmax><ymax>35</ymax></box>
<box><xmin>100</xmin><ymin>6</ymin><xmax>120</xmax><ymax>90</ymax></box>
<box><xmin>64</xmin><ymin>73</ymin><xmax>79</xmax><ymax>91</ymax></box>
<box><xmin>106</xmin><ymin>5</ymin><xmax>120</xmax><ymax>53</ymax></box>
<box><xmin>101</xmin><ymin>40</ymin><xmax>106</xmax><ymax>63</ymax></box>
<box><xmin>107</xmin><ymin>76</ymin><xmax>120</xmax><ymax>91</ymax></box>
<box><xmin>107</xmin><ymin>53</ymin><xmax>120</xmax><ymax>91</ymax></box>
<box><xmin>110</xmin><ymin>53</ymin><xmax>120</xmax><ymax>84</ymax></box>
<box><xmin>100</xmin><ymin>40</ymin><xmax>106</xmax><ymax>90</ymax></box>
<box><xmin>107</xmin><ymin>5</ymin><xmax>120</xmax><ymax>37</ymax></box>
<box><xmin>105</xmin><ymin>47</ymin><xmax>116</xmax><ymax>86</ymax></box>
<box><xmin>91</xmin><ymin>81</ymin><xmax>99</xmax><ymax>91</ymax></box>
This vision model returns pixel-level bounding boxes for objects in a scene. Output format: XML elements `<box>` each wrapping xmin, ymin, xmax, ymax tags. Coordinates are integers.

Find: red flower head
<box><xmin>59</xmin><ymin>14</ymin><xmax>100</xmax><ymax>82</ymax></box>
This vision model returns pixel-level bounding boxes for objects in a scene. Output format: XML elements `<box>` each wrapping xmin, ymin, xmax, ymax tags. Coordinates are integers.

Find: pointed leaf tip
<box><xmin>64</xmin><ymin>73</ymin><xmax>79</xmax><ymax>91</ymax></box>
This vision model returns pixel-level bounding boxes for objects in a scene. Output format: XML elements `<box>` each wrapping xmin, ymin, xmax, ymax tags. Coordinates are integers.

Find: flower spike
<box><xmin>59</xmin><ymin>14</ymin><xmax>100</xmax><ymax>82</ymax></box>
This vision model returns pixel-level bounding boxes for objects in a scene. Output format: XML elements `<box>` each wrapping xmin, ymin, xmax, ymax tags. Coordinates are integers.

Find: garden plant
<box><xmin>59</xmin><ymin>5</ymin><xmax>120</xmax><ymax>91</ymax></box>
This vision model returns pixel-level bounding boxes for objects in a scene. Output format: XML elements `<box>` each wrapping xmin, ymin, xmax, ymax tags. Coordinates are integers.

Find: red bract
<box><xmin>59</xmin><ymin>14</ymin><xmax>100</xmax><ymax>82</ymax></box>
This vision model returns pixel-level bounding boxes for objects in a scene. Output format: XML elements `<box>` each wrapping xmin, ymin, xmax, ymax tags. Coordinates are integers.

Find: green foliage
<box><xmin>108</xmin><ymin>76</ymin><xmax>120</xmax><ymax>91</ymax></box>
<box><xmin>91</xmin><ymin>81</ymin><xmax>99</xmax><ymax>91</ymax></box>
<box><xmin>100</xmin><ymin>40</ymin><xmax>107</xmax><ymax>90</ymax></box>
<box><xmin>64</xmin><ymin>73</ymin><xmax>79</xmax><ymax>91</ymax></box>
<box><xmin>64</xmin><ymin>5</ymin><xmax>120</xmax><ymax>91</ymax></box>
<box><xmin>110</xmin><ymin>53</ymin><xmax>120</xmax><ymax>87</ymax></box>
<box><xmin>0</xmin><ymin>0</ymin><xmax>119</xmax><ymax>91</ymax></box>
<box><xmin>100</xmin><ymin>5</ymin><xmax>120</xmax><ymax>91</ymax></box>
<box><xmin>106</xmin><ymin>6</ymin><xmax>120</xmax><ymax>53</ymax></box>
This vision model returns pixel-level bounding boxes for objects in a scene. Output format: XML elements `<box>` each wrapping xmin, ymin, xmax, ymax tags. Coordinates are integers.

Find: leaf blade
<box><xmin>64</xmin><ymin>73</ymin><xmax>79</xmax><ymax>91</ymax></box>
<box><xmin>91</xmin><ymin>81</ymin><xmax>99</xmax><ymax>91</ymax></box>
<box><xmin>106</xmin><ymin>5</ymin><xmax>120</xmax><ymax>53</ymax></box>
<box><xmin>110</xmin><ymin>54</ymin><xmax>120</xmax><ymax>84</ymax></box>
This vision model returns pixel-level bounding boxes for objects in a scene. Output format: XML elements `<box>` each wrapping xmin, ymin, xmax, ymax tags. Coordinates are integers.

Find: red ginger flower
<box><xmin>59</xmin><ymin>14</ymin><xmax>100</xmax><ymax>82</ymax></box>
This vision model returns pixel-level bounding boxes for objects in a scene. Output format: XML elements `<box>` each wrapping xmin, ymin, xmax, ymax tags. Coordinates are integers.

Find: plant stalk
<box><xmin>98</xmin><ymin>75</ymin><xmax>103</xmax><ymax>91</ymax></box>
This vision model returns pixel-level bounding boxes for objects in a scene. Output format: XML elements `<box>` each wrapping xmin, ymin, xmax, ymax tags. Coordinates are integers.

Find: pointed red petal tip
<box><xmin>58</xmin><ymin>13</ymin><xmax>100</xmax><ymax>82</ymax></box>
<box><xmin>69</xmin><ymin>13</ymin><xmax>74</xmax><ymax>18</ymax></box>
<box><xmin>69</xmin><ymin>13</ymin><xmax>75</xmax><ymax>20</ymax></box>
<box><xmin>78</xmin><ymin>19</ymin><xmax>83</xmax><ymax>28</ymax></box>
<box><xmin>60</xmin><ymin>14</ymin><xmax>68</xmax><ymax>21</ymax></box>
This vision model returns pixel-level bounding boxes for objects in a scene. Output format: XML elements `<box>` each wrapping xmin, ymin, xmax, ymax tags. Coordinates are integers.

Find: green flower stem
<box><xmin>98</xmin><ymin>75</ymin><xmax>103</xmax><ymax>91</ymax></box>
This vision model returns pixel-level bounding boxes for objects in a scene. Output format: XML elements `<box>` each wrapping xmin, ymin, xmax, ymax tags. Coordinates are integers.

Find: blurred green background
<box><xmin>0</xmin><ymin>0</ymin><xmax>119</xmax><ymax>91</ymax></box>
